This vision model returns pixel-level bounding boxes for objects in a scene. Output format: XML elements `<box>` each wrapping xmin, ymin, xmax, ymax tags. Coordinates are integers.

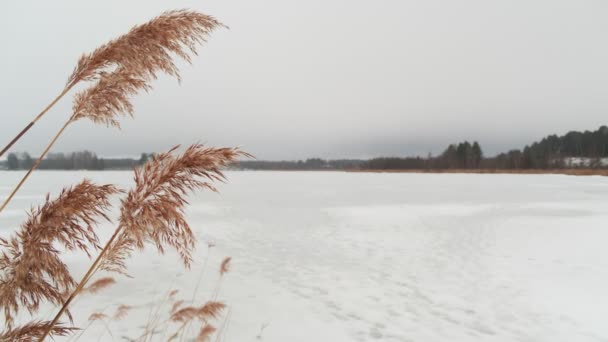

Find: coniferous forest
<box><xmin>239</xmin><ymin>126</ymin><xmax>608</xmax><ymax>171</ymax></box>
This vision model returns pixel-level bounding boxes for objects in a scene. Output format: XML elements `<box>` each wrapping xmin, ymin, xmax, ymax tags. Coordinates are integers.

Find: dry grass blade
<box><xmin>101</xmin><ymin>144</ymin><xmax>249</xmax><ymax>274</ymax></box>
<box><xmin>0</xmin><ymin>180</ymin><xmax>118</xmax><ymax>327</ymax></box>
<box><xmin>219</xmin><ymin>257</ymin><xmax>231</xmax><ymax>276</ymax></box>
<box><xmin>0</xmin><ymin>321</ymin><xmax>77</xmax><ymax>341</ymax></box>
<box><xmin>83</xmin><ymin>277</ymin><xmax>116</xmax><ymax>294</ymax></box>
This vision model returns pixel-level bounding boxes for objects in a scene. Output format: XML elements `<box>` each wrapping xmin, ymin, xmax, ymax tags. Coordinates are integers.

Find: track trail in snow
<box><xmin>1</xmin><ymin>171</ymin><xmax>607</xmax><ymax>341</ymax></box>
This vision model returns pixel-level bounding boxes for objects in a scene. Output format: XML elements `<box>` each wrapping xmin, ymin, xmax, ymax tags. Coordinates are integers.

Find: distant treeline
<box><xmin>3</xmin><ymin>126</ymin><xmax>608</xmax><ymax>171</ymax></box>
<box><xmin>236</xmin><ymin>159</ymin><xmax>365</xmax><ymax>170</ymax></box>
<box><xmin>486</xmin><ymin>126</ymin><xmax>608</xmax><ymax>169</ymax></box>
<box><xmin>1</xmin><ymin>152</ymin><xmax>153</xmax><ymax>170</ymax></box>
<box><xmin>237</xmin><ymin>126</ymin><xmax>608</xmax><ymax>171</ymax></box>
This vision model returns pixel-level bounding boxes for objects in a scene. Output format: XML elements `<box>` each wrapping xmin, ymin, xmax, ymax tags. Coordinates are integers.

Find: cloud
<box><xmin>1</xmin><ymin>0</ymin><xmax>607</xmax><ymax>159</ymax></box>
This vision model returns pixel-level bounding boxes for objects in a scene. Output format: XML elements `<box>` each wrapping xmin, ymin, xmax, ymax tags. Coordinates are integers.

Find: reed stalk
<box><xmin>0</xmin><ymin>120</ymin><xmax>71</xmax><ymax>214</ymax></box>
<box><xmin>38</xmin><ymin>228</ymin><xmax>122</xmax><ymax>341</ymax></box>
<box><xmin>0</xmin><ymin>10</ymin><xmax>225</xmax><ymax>214</ymax></box>
<box><xmin>39</xmin><ymin>145</ymin><xmax>245</xmax><ymax>341</ymax></box>
<box><xmin>1</xmin><ymin>10</ymin><xmax>234</xmax><ymax>341</ymax></box>
<box><xmin>0</xmin><ymin>85</ymin><xmax>74</xmax><ymax>158</ymax></box>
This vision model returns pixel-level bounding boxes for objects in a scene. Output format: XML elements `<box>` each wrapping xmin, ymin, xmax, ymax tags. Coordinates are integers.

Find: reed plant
<box><xmin>0</xmin><ymin>9</ymin><xmax>246</xmax><ymax>341</ymax></box>
<box><xmin>0</xmin><ymin>9</ymin><xmax>226</xmax><ymax>214</ymax></box>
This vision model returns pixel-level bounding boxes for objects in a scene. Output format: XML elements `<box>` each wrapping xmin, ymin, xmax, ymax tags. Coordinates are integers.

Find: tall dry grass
<box><xmin>0</xmin><ymin>9</ymin><xmax>225</xmax><ymax>214</ymax></box>
<box><xmin>0</xmin><ymin>8</ymin><xmax>245</xmax><ymax>342</ymax></box>
<box><xmin>0</xmin><ymin>9</ymin><xmax>224</xmax><ymax>158</ymax></box>
<box><xmin>0</xmin><ymin>181</ymin><xmax>119</xmax><ymax>327</ymax></box>
<box><xmin>44</xmin><ymin>145</ymin><xmax>247</xmax><ymax>340</ymax></box>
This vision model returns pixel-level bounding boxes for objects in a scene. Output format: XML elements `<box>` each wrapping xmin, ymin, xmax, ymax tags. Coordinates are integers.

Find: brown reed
<box><xmin>219</xmin><ymin>257</ymin><xmax>231</xmax><ymax>276</ymax></box>
<box><xmin>87</xmin><ymin>313</ymin><xmax>108</xmax><ymax>322</ymax></box>
<box><xmin>170</xmin><ymin>302</ymin><xmax>226</xmax><ymax>323</ymax></box>
<box><xmin>197</xmin><ymin>325</ymin><xmax>217</xmax><ymax>342</ymax></box>
<box><xmin>113</xmin><ymin>305</ymin><xmax>132</xmax><ymax>320</ymax></box>
<box><xmin>0</xmin><ymin>181</ymin><xmax>118</xmax><ymax>328</ymax></box>
<box><xmin>0</xmin><ymin>9</ymin><xmax>241</xmax><ymax>341</ymax></box>
<box><xmin>169</xmin><ymin>289</ymin><xmax>180</xmax><ymax>300</ymax></box>
<box><xmin>172</xmin><ymin>300</ymin><xmax>186</xmax><ymax>314</ymax></box>
<box><xmin>39</xmin><ymin>144</ymin><xmax>246</xmax><ymax>340</ymax></box>
<box><xmin>167</xmin><ymin>302</ymin><xmax>225</xmax><ymax>341</ymax></box>
<box><xmin>101</xmin><ymin>145</ymin><xmax>248</xmax><ymax>274</ymax></box>
<box><xmin>67</xmin><ymin>10</ymin><xmax>225</xmax><ymax>86</ymax></box>
<box><xmin>0</xmin><ymin>10</ymin><xmax>225</xmax><ymax>215</ymax></box>
<box><xmin>0</xmin><ymin>10</ymin><xmax>224</xmax><ymax>159</ymax></box>
<box><xmin>83</xmin><ymin>277</ymin><xmax>116</xmax><ymax>294</ymax></box>
<box><xmin>130</xmin><ymin>255</ymin><xmax>234</xmax><ymax>341</ymax></box>
<box><xmin>0</xmin><ymin>321</ymin><xmax>77</xmax><ymax>342</ymax></box>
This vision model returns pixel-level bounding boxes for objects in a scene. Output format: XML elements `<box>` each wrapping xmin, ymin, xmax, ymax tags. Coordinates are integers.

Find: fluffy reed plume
<box><xmin>88</xmin><ymin>312</ymin><xmax>108</xmax><ymax>322</ymax></box>
<box><xmin>101</xmin><ymin>144</ymin><xmax>248</xmax><ymax>274</ymax></box>
<box><xmin>68</xmin><ymin>10</ymin><xmax>223</xmax><ymax>129</ymax></box>
<box><xmin>67</xmin><ymin>9</ymin><xmax>224</xmax><ymax>86</ymax></box>
<box><xmin>197</xmin><ymin>325</ymin><xmax>217</xmax><ymax>342</ymax></box>
<box><xmin>0</xmin><ymin>9</ymin><xmax>240</xmax><ymax>341</ymax></box>
<box><xmin>0</xmin><ymin>181</ymin><xmax>118</xmax><ymax>328</ymax></box>
<box><xmin>168</xmin><ymin>302</ymin><xmax>224</xmax><ymax>341</ymax></box>
<box><xmin>171</xmin><ymin>300</ymin><xmax>185</xmax><ymax>314</ymax></box>
<box><xmin>0</xmin><ymin>9</ymin><xmax>224</xmax><ymax>158</ymax></box>
<box><xmin>171</xmin><ymin>302</ymin><xmax>226</xmax><ymax>323</ymax></box>
<box><xmin>69</xmin><ymin>9</ymin><xmax>224</xmax><ymax>128</ymax></box>
<box><xmin>169</xmin><ymin>289</ymin><xmax>180</xmax><ymax>300</ymax></box>
<box><xmin>212</xmin><ymin>256</ymin><xmax>233</xmax><ymax>300</ymax></box>
<box><xmin>41</xmin><ymin>144</ymin><xmax>247</xmax><ymax>340</ymax></box>
<box><xmin>0</xmin><ymin>10</ymin><xmax>226</xmax><ymax>215</ymax></box>
<box><xmin>0</xmin><ymin>321</ymin><xmax>77</xmax><ymax>342</ymax></box>
<box><xmin>219</xmin><ymin>257</ymin><xmax>231</xmax><ymax>276</ymax></box>
<box><xmin>113</xmin><ymin>305</ymin><xmax>132</xmax><ymax>320</ymax></box>
<box><xmin>70</xmin><ymin>71</ymin><xmax>149</xmax><ymax>128</ymax></box>
<box><xmin>83</xmin><ymin>277</ymin><xmax>116</xmax><ymax>294</ymax></box>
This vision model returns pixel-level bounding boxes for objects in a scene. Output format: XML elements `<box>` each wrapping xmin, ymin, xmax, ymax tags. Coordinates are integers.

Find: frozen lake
<box><xmin>1</xmin><ymin>171</ymin><xmax>608</xmax><ymax>341</ymax></box>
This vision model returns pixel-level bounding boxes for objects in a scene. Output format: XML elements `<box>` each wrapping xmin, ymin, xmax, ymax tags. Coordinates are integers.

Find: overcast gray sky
<box><xmin>1</xmin><ymin>0</ymin><xmax>607</xmax><ymax>160</ymax></box>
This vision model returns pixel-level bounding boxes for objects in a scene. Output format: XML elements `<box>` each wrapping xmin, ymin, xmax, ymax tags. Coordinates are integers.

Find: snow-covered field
<box><xmin>2</xmin><ymin>171</ymin><xmax>608</xmax><ymax>341</ymax></box>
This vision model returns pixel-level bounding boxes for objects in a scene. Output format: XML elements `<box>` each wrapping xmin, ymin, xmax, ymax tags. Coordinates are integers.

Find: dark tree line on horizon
<box><xmin>3</xmin><ymin>126</ymin><xmax>608</xmax><ymax>171</ymax></box>
<box><xmin>237</xmin><ymin>126</ymin><xmax>608</xmax><ymax>170</ymax></box>
<box><xmin>485</xmin><ymin>125</ymin><xmax>608</xmax><ymax>169</ymax></box>
<box><xmin>3</xmin><ymin>152</ymin><xmax>153</xmax><ymax>170</ymax></box>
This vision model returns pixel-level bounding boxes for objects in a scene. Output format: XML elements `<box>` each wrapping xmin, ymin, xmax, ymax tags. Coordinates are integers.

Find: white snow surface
<box><xmin>1</xmin><ymin>171</ymin><xmax>608</xmax><ymax>341</ymax></box>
